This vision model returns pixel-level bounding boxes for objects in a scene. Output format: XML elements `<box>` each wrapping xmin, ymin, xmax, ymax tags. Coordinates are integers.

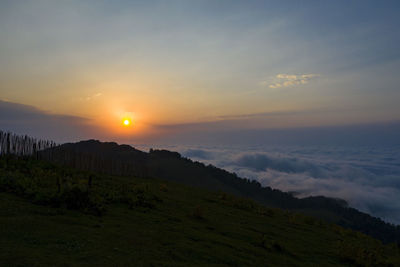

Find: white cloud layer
<box><xmin>173</xmin><ymin>144</ymin><xmax>400</xmax><ymax>225</ymax></box>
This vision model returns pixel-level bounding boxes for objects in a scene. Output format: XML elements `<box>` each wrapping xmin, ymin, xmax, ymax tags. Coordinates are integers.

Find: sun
<box><xmin>123</xmin><ymin>119</ymin><xmax>131</xmax><ymax>126</ymax></box>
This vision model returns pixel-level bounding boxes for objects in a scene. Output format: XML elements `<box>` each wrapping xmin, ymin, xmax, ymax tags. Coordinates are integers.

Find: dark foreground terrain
<box><xmin>1</xmin><ymin>156</ymin><xmax>399</xmax><ymax>266</ymax></box>
<box><xmin>39</xmin><ymin>140</ymin><xmax>400</xmax><ymax>244</ymax></box>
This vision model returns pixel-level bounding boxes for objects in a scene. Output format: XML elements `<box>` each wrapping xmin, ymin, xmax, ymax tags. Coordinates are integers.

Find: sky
<box><xmin>1</xmin><ymin>0</ymin><xmax>400</xmax><ymax>143</ymax></box>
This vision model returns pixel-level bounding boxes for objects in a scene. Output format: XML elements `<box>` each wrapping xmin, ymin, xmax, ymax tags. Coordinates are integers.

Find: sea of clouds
<box><xmin>137</xmin><ymin>144</ymin><xmax>400</xmax><ymax>225</ymax></box>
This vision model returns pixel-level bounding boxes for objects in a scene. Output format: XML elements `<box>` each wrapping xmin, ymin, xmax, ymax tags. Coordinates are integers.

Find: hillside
<box><xmin>1</xmin><ymin>156</ymin><xmax>400</xmax><ymax>266</ymax></box>
<box><xmin>38</xmin><ymin>140</ymin><xmax>400</xmax><ymax>244</ymax></box>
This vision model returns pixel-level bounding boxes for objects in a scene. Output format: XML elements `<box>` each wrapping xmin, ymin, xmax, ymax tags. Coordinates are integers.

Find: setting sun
<box><xmin>123</xmin><ymin>119</ymin><xmax>131</xmax><ymax>126</ymax></box>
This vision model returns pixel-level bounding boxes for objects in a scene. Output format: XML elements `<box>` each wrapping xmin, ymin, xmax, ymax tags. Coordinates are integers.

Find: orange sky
<box><xmin>1</xmin><ymin>1</ymin><xmax>400</xmax><ymax>141</ymax></box>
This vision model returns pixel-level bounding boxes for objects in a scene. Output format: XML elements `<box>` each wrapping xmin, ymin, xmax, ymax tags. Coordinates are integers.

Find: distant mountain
<box><xmin>40</xmin><ymin>139</ymin><xmax>400</xmax><ymax>244</ymax></box>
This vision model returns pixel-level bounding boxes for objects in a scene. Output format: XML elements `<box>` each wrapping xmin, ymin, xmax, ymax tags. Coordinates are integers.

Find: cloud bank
<box><xmin>0</xmin><ymin>100</ymin><xmax>103</xmax><ymax>142</ymax></box>
<box><xmin>178</xmin><ymin>144</ymin><xmax>400</xmax><ymax>224</ymax></box>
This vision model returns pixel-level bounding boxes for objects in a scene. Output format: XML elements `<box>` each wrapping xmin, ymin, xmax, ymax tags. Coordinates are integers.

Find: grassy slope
<box><xmin>40</xmin><ymin>141</ymin><xmax>400</xmax><ymax>245</ymax></box>
<box><xmin>0</xmin><ymin>157</ymin><xmax>399</xmax><ymax>266</ymax></box>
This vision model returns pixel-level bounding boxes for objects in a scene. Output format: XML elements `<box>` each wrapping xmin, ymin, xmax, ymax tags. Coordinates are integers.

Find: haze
<box><xmin>1</xmin><ymin>0</ymin><xmax>399</xmax><ymax>143</ymax></box>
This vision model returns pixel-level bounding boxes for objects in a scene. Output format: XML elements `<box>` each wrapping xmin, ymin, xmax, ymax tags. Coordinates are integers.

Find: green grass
<box><xmin>0</xmin><ymin>157</ymin><xmax>399</xmax><ymax>266</ymax></box>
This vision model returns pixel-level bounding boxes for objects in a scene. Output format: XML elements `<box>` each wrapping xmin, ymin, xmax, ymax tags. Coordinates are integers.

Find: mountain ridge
<box><xmin>39</xmin><ymin>139</ymin><xmax>400</xmax><ymax>244</ymax></box>
<box><xmin>2</xmin><ymin>154</ymin><xmax>399</xmax><ymax>266</ymax></box>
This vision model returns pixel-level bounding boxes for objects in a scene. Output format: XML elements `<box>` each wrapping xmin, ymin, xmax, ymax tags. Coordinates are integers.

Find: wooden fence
<box><xmin>0</xmin><ymin>130</ymin><xmax>57</xmax><ymax>156</ymax></box>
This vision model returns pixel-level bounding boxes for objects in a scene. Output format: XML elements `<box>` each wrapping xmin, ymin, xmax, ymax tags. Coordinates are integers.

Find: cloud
<box><xmin>233</xmin><ymin>153</ymin><xmax>326</xmax><ymax>177</ymax></box>
<box><xmin>148</xmin><ymin>119</ymin><xmax>400</xmax><ymax>148</ymax></box>
<box><xmin>182</xmin><ymin>149</ymin><xmax>213</xmax><ymax>160</ymax></box>
<box><xmin>176</xmin><ymin>145</ymin><xmax>400</xmax><ymax>224</ymax></box>
<box><xmin>80</xmin><ymin>92</ymin><xmax>103</xmax><ymax>101</ymax></box>
<box><xmin>266</xmin><ymin>73</ymin><xmax>319</xmax><ymax>89</ymax></box>
<box><xmin>215</xmin><ymin>110</ymin><xmax>300</xmax><ymax>120</ymax></box>
<box><xmin>0</xmin><ymin>100</ymin><xmax>104</xmax><ymax>142</ymax></box>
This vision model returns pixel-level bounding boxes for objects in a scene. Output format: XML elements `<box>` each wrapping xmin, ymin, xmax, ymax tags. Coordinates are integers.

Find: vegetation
<box><xmin>1</xmin><ymin>131</ymin><xmax>400</xmax><ymax>265</ymax></box>
<box><xmin>1</xmin><ymin>155</ymin><xmax>400</xmax><ymax>266</ymax></box>
<box><xmin>1</xmin><ymin>131</ymin><xmax>400</xmax><ymax>244</ymax></box>
<box><xmin>36</xmin><ymin>139</ymin><xmax>400</xmax><ymax>244</ymax></box>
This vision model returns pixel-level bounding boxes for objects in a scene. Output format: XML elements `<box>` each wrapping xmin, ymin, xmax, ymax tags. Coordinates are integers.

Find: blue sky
<box><xmin>0</xmin><ymin>0</ymin><xmax>399</xmax><ymax>142</ymax></box>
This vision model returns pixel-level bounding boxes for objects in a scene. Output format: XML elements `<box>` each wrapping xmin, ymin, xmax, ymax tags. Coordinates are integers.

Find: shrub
<box><xmin>47</xmin><ymin>185</ymin><xmax>106</xmax><ymax>215</ymax></box>
<box><xmin>337</xmin><ymin>239</ymin><xmax>390</xmax><ymax>266</ymax></box>
<box><xmin>118</xmin><ymin>184</ymin><xmax>161</xmax><ymax>210</ymax></box>
<box><xmin>261</xmin><ymin>235</ymin><xmax>285</xmax><ymax>252</ymax></box>
<box><xmin>218</xmin><ymin>192</ymin><xmax>257</xmax><ymax>211</ymax></box>
<box><xmin>159</xmin><ymin>183</ymin><xmax>168</xmax><ymax>192</ymax></box>
<box><xmin>191</xmin><ymin>205</ymin><xmax>205</xmax><ymax>220</ymax></box>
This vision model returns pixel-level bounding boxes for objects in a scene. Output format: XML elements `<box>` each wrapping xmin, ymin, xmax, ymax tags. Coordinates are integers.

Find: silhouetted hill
<box><xmin>2</xmin><ymin>155</ymin><xmax>400</xmax><ymax>266</ymax></box>
<box><xmin>38</xmin><ymin>139</ymin><xmax>400</xmax><ymax>244</ymax></box>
